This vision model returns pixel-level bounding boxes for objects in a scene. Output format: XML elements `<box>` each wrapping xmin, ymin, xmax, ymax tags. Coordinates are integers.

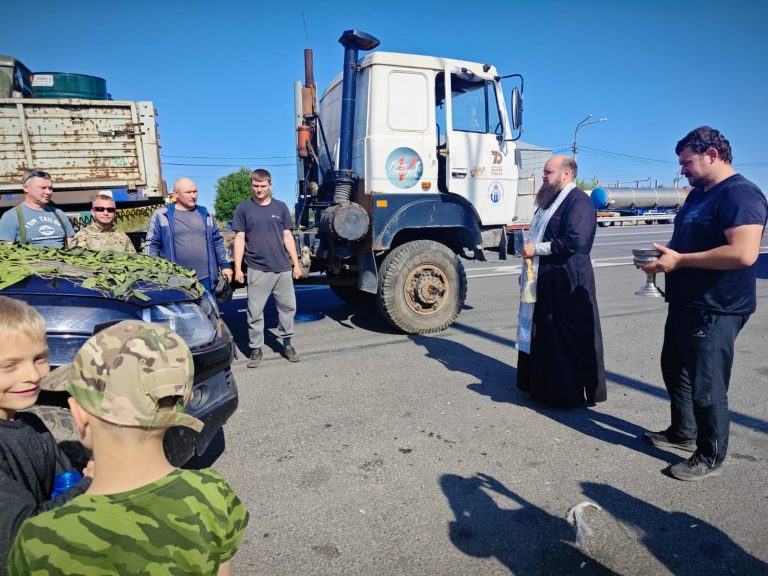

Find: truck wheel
<box><xmin>377</xmin><ymin>240</ymin><xmax>467</xmax><ymax>334</ymax></box>
<box><xmin>330</xmin><ymin>283</ymin><xmax>376</xmax><ymax>305</ymax></box>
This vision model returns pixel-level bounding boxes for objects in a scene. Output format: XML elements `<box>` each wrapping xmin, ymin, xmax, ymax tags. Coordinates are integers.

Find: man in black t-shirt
<box><xmin>233</xmin><ymin>169</ymin><xmax>302</xmax><ymax>367</ymax></box>
<box><xmin>642</xmin><ymin>126</ymin><xmax>767</xmax><ymax>481</ymax></box>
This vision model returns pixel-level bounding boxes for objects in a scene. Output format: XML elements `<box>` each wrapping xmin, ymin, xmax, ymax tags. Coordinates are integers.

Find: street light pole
<box><xmin>572</xmin><ymin>114</ymin><xmax>608</xmax><ymax>163</ymax></box>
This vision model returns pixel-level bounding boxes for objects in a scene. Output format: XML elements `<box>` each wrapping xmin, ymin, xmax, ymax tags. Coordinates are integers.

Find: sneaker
<box><xmin>643</xmin><ymin>429</ymin><xmax>696</xmax><ymax>452</ymax></box>
<box><xmin>247</xmin><ymin>349</ymin><xmax>263</xmax><ymax>368</ymax></box>
<box><xmin>281</xmin><ymin>345</ymin><xmax>300</xmax><ymax>363</ymax></box>
<box><xmin>669</xmin><ymin>454</ymin><xmax>723</xmax><ymax>482</ymax></box>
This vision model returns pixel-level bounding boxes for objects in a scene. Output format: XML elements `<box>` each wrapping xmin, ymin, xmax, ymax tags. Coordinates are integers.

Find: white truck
<box><xmin>0</xmin><ymin>55</ymin><xmax>165</xmax><ymax>234</ymax></box>
<box><xmin>294</xmin><ymin>30</ymin><xmax>523</xmax><ymax>333</ymax></box>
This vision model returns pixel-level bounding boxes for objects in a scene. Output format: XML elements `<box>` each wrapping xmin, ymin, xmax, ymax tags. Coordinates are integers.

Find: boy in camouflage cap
<box><xmin>8</xmin><ymin>320</ymin><xmax>249</xmax><ymax>576</ymax></box>
<box><xmin>0</xmin><ymin>296</ymin><xmax>91</xmax><ymax>574</ymax></box>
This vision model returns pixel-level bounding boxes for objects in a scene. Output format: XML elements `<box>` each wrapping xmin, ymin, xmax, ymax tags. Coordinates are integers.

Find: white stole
<box><xmin>516</xmin><ymin>183</ymin><xmax>575</xmax><ymax>353</ymax></box>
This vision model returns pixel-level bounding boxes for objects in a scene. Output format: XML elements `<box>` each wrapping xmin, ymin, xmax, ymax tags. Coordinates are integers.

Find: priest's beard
<box><xmin>535</xmin><ymin>182</ymin><xmax>562</xmax><ymax>209</ymax></box>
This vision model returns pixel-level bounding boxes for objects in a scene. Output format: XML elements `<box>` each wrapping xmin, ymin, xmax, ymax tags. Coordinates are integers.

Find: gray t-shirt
<box><xmin>0</xmin><ymin>204</ymin><xmax>75</xmax><ymax>247</ymax></box>
<box><xmin>173</xmin><ymin>208</ymin><xmax>209</xmax><ymax>280</ymax></box>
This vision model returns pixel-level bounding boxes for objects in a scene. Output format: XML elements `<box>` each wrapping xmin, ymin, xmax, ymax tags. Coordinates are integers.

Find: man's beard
<box><xmin>685</xmin><ymin>174</ymin><xmax>709</xmax><ymax>190</ymax></box>
<box><xmin>535</xmin><ymin>182</ymin><xmax>562</xmax><ymax>208</ymax></box>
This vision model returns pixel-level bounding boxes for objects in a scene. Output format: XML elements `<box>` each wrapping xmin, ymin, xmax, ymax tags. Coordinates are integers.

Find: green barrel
<box><xmin>31</xmin><ymin>72</ymin><xmax>108</xmax><ymax>99</ymax></box>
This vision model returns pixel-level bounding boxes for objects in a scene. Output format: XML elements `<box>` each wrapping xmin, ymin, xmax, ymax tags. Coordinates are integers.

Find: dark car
<box><xmin>0</xmin><ymin>246</ymin><xmax>238</xmax><ymax>467</ymax></box>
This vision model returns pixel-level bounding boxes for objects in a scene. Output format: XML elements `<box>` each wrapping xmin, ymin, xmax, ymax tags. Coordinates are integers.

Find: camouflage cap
<box><xmin>41</xmin><ymin>320</ymin><xmax>204</xmax><ymax>432</ymax></box>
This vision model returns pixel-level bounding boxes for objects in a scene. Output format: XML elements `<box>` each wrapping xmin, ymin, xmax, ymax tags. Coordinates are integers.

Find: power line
<box><xmin>162</xmin><ymin>154</ymin><xmax>293</xmax><ymax>160</ymax></box>
<box><xmin>580</xmin><ymin>145</ymin><xmax>677</xmax><ymax>165</ymax></box>
<box><xmin>579</xmin><ymin>146</ymin><xmax>768</xmax><ymax>169</ymax></box>
<box><xmin>164</xmin><ymin>162</ymin><xmax>295</xmax><ymax>167</ymax></box>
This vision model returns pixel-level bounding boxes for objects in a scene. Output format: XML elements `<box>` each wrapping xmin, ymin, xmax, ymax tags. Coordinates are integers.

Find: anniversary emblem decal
<box><xmin>385</xmin><ymin>147</ymin><xmax>424</xmax><ymax>189</ymax></box>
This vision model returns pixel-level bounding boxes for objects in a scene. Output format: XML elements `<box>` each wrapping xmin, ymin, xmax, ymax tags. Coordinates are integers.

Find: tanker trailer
<box><xmin>590</xmin><ymin>186</ymin><xmax>689</xmax><ymax>226</ymax></box>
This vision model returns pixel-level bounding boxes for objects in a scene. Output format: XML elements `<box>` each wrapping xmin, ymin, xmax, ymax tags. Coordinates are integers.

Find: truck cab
<box><xmin>316</xmin><ymin>52</ymin><xmax>519</xmax><ymax>226</ymax></box>
<box><xmin>296</xmin><ymin>31</ymin><xmax>523</xmax><ymax>334</ymax></box>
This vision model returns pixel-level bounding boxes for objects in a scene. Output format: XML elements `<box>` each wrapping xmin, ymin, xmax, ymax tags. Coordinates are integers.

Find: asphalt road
<box><xmin>213</xmin><ymin>223</ymin><xmax>768</xmax><ymax>576</ymax></box>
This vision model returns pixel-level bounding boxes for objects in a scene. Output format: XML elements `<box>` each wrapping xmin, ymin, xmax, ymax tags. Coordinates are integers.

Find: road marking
<box><xmin>594</xmin><ymin>239</ymin><xmax>670</xmax><ymax>247</ymax></box>
<box><xmin>597</xmin><ymin>230</ymin><xmax>674</xmax><ymax>237</ymax></box>
<box><xmin>467</xmin><ymin>258</ymin><xmax>637</xmax><ymax>278</ymax></box>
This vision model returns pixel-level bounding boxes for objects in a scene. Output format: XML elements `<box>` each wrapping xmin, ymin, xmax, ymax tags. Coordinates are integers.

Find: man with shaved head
<box><xmin>516</xmin><ymin>155</ymin><xmax>606</xmax><ymax>408</ymax></box>
<box><xmin>145</xmin><ymin>177</ymin><xmax>232</xmax><ymax>292</ymax></box>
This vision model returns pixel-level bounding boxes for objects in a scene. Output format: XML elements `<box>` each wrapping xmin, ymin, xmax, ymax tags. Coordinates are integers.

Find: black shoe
<box><xmin>281</xmin><ymin>345</ymin><xmax>300</xmax><ymax>362</ymax></box>
<box><xmin>669</xmin><ymin>454</ymin><xmax>723</xmax><ymax>482</ymax></box>
<box><xmin>643</xmin><ymin>429</ymin><xmax>696</xmax><ymax>452</ymax></box>
<box><xmin>247</xmin><ymin>349</ymin><xmax>263</xmax><ymax>368</ymax></box>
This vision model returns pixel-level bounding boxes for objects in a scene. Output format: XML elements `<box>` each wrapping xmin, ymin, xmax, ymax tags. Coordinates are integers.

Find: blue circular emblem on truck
<box><xmin>386</xmin><ymin>147</ymin><xmax>423</xmax><ymax>189</ymax></box>
<box><xmin>488</xmin><ymin>181</ymin><xmax>503</xmax><ymax>204</ymax></box>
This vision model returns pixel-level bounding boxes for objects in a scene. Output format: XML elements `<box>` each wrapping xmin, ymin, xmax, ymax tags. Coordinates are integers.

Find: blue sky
<box><xmin>3</xmin><ymin>0</ymin><xmax>767</xmax><ymax>212</ymax></box>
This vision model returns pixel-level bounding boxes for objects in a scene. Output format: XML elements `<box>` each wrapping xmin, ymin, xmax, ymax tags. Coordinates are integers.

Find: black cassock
<box><xmin>517</xmin><ymin>188</ymin><xmax>607</xmax><ymax>408</ymax></box>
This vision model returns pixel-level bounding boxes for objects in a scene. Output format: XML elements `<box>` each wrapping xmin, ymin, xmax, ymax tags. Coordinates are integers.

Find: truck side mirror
<box><xmin>510</xmin><ymin>87</ymin><xmax>523</xmax><ymax>131</ymax></box>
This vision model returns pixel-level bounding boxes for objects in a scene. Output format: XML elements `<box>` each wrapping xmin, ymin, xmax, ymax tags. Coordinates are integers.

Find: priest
<box><xmin>516</xmin><ymin>155</ymin><xmax>606</xmax><ymax>408</ymax></box>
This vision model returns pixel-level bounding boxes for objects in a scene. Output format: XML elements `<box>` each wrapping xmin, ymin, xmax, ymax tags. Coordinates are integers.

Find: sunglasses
<box><xmin>22</xmin><ymin>170</ymin><xmax>52</xmax><ymax>183</ymax></box>
<box><xmin>93</xmin><ymin>206</ymin><xmax>116</xmax><ymax>213</ymax></box>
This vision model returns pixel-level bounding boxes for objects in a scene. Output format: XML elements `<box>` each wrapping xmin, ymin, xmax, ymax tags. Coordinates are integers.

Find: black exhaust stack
<box><xmin>333</xmin><ymin>29</ymin><xmax>379</xmax><ymax>205</ymax></box>
<box><xmin>320</xmin><ymin>30</ymin><xmax>379</xmax><ymax>244</ymax></box>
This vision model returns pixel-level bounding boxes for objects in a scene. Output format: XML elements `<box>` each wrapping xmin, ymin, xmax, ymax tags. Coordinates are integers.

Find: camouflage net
<box><xmin>0</xmin><ymin>244</ymin><xmax>204</xmax><ymax>301</ymax></box>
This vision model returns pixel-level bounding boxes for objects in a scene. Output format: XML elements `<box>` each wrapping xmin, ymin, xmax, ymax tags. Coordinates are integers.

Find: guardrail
<box><xmin>597</xmin><ymin>214</ymin><xmax>675</xmax><ymax>226</ymax></box>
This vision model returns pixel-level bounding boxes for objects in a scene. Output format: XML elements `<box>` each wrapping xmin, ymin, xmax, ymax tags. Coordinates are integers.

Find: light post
<box><xmin>572</xmin><ymin>114</ymin><xmax>607</xmax><ymax>163</ymax></box>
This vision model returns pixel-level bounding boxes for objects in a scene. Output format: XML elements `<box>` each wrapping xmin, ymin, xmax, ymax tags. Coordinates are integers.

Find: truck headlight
<box><xmin>143</xmin><ymin>302</ymin><xmax>217</xmax><ymax>348</ymax></box>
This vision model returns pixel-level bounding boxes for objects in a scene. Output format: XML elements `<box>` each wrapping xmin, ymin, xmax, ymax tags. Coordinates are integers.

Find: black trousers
<box><xmin>660</xmin><ymin>306</ymin><xmax>748</xmax><ymax>467</ymax></box>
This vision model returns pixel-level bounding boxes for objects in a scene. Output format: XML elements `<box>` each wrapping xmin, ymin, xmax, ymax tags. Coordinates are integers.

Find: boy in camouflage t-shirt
<box><xmin>8</xmin><ymin>321</ymin><xmax>249</xmax><ymax>575</ymax></box>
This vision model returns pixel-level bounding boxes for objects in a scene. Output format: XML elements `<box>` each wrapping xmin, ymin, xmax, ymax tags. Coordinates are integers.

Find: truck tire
<box><xmin>377</xmin><ymin>240</ymin><xmax>467</xmax><ymax>334</ymax></box>
<box><xmin>329</xmin><ymin>283</ymin><xmax>376</xmax><ymax>305</ymax></box>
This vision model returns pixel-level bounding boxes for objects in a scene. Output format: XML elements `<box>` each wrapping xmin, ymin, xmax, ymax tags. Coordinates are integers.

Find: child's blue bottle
<box><xmin>51</xmin><ymin>470</ymin><xmax>83</xmax><ymax>498</ymax></box>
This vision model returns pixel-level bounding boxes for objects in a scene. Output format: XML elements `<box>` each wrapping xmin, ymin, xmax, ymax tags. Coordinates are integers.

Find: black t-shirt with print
<box><xmin>232</xmin><ymin>198</ymin><xmax>293</xmax><ymax>273</ymax></box>
<box><xmin>666</xmin><ymin>174</ymin><xmax>767</xmax><ymax>314</ymax></box>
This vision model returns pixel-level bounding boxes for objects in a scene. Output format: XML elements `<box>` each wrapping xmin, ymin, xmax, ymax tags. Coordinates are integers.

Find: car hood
<box><xmin>1</xmin><ymin>274</ymin><xmax>197</xmax><ymax>306</ymax></box>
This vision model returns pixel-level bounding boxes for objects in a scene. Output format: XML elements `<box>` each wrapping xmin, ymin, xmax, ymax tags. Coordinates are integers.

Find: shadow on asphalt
<box><xmin>440</xmin><ymin>473</ymin><xmax>618</xmax><ymax>575</ymax></box>
<box><xmin>440</xmin><ymin>473</ymin><xmax>768</xmax><ymax>574</ymax></box>
<box><xmin>412</xmin><ymin>335</ymin><xmax>700</xmax><ymax>466</ymax></box>
<box><xmin>218</xmin><ymin>284</ymin><xmax>396</xmax><ymax>357</ymax></box>
<box><xmin>582</xmin><ymin>482</ymin><xmax>768</xmax><ymax>575</ymax></box>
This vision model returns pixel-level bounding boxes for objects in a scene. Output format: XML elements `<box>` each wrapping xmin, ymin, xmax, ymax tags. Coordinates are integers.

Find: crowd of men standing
<box><xmin>0</xmin><ymin>167</ymin><xmax>303</xmax><ymax>366</ymax></box>
<box><xmin>1</xmin><ymin>126</ymin><xmax>766</xmax><ymax>484</ymax></box>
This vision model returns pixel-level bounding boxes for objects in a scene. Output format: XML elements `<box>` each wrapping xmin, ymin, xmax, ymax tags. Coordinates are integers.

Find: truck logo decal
<box><xmin>491</xmin><ymin>151</ymin><xmax>502</xmax><ymax>164</ymax></box>
<box><xmin>488</xmin><ymin>181</ymin><xmax>503</xmax><ymax>205</ymax></box>
<box><xmin>386</xmin><ymin>147</ymin><xmax>423</xmax><ymax>189</ymax></box>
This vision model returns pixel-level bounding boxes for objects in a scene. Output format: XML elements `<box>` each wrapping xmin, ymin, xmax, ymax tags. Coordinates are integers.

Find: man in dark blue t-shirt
<box><xmin>642</xmin><ymin>126</ymin><xmax>767</xmax><ymax>482</ymax></box>
<box><xmin>233</xmin><ymin>169</ymin><xmax>302</xmax><ymax>367</ymax></box>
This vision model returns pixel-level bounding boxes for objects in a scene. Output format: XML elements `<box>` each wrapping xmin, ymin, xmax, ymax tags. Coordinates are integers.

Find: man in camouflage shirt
<box><xmin>71</xmin><ymin>194</ymin><xmax>136</xmax><ymax>253</ymax></box>
<box><xmin>8</xmin><ymin>321</ymin><xmax>248</xmax><ymax>575</ymax></box>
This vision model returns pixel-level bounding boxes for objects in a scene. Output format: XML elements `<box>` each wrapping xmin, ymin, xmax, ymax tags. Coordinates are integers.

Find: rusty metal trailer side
<box><xmin>0</xmin><ymin>98</ymin><xmax>163</xmax><ymax>205</ymax></box>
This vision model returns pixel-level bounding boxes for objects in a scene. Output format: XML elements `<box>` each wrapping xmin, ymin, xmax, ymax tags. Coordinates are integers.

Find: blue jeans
<box><xmin>660</xmin><ymin>306</ymin><xmax>748</xmax><ymax>466</ymax></box>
